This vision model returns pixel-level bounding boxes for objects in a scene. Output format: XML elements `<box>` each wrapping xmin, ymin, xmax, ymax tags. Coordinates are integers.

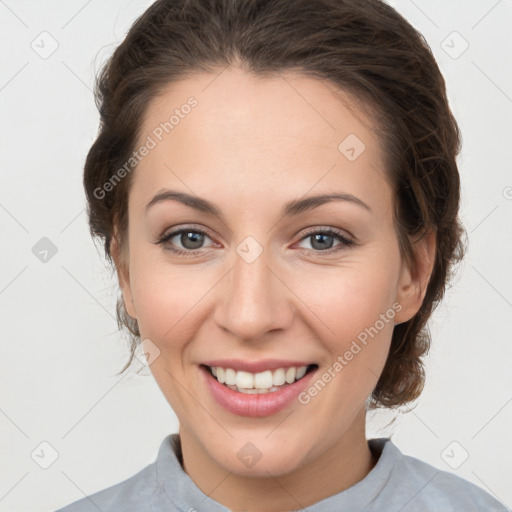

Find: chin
<box><xmin>210</xmin><ymin>432</ymin><xmax>314</xmax><ymax>477</ymax></box>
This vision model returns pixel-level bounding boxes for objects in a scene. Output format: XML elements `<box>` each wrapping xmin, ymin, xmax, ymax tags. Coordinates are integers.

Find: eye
<box><xmin>156</xmin><ymin>226</ymin><xmax>216</xmax><ymax>255</ymax></box>
<box><xmin>296</xmin><ymin>227</ymin><xmax>355</xmax><ymax>254</ymax></box>
<box><xmin>155</xmin><ymin>225</ymin><xmax>356</xmax><ymax>257</ymax></box>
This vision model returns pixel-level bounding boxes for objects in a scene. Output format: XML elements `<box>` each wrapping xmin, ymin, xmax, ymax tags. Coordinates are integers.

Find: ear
<box><xmin>394</xmin><ymin>229</ymin><xmax>436</xmax><ymax>325</ymax></box>
<box><xmin>110</xmin><ymin>234</ymin><xmax>137</xmax><ymax>319</ymax></box>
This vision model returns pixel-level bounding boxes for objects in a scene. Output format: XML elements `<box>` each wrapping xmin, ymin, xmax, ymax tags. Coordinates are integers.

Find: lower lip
<box><xmin>201</xmin><ymin>365</ymin><xmax>317</xmax><ymax>417</ymax></box>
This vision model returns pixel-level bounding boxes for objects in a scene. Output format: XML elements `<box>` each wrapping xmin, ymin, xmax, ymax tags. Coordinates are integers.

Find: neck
<box><xmin>178</xmin><ymin>408</ymin><xmax>377</xmax><ymax>512</ymax></box>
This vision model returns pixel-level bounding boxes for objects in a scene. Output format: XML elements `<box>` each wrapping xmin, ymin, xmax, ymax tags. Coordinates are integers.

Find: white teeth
<box><xmin>235</xmin><ymin>370</ymin><xmax>254</xmax><ymax>389</ymax></box>
<box><xmin>209</xmin><ymin>365</ymin><xmax>311</xmax><ymax>391</ymax></box>
<box><xmin>296</xmin><ymin>366</ymin><xmax>307</xmax><ymax>379</ymax></box>
<box><xmin>239</xmin><ymin>388</ymin><xmax>260</xmax><ymax>394</ymax></box>
<box><xmin>225</xmin><ymin>368</ymin><xmax>237</xmax><ymax>385</ymax></box>
<box><xmin>273</xmin><ymin>368</ymin><xmax>286</xmax><ymax>386</ymax></box>
<box><xmin>285</xmin><ymin>367</ymin><xmax>296</xmax><ymax>384</ymax></box>
<box><xmin>254</xmin><ymin>370</ymin><xmax>273</xmax><ymax>389</ymax></box>
<box><xmin>226</xmin><ymin>384</ymin><xmax>282</xmax><ymax>394</ymax></box>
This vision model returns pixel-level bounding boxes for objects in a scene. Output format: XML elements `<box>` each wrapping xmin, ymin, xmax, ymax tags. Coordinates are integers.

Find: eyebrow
<box><xmin>145</xmin><ymin>189</ymin><xmax>371</xmax><ymax>218</ymax></box>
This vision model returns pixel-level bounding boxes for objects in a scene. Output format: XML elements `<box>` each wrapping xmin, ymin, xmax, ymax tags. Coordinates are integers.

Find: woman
<box><xmin>56</xmin><ymin>0</ymin><xmax>507</xmax><ymax>510</ymax></box>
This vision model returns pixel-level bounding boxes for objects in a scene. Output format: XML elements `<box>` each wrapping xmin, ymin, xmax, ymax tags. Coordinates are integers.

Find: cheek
<box><xmin>129</xmin><ymin>254</ymin><xmax>205</xmax><ymax>343</ymax></box>
<box><xmin>294</xmin><ymin>270</ymin><xmax>397</xmax><ymax>417</ymax></box>
<box><xmin>292</xmin><ymin>258</ymin><xmax>399</xmax><ymax>350</ymax></box>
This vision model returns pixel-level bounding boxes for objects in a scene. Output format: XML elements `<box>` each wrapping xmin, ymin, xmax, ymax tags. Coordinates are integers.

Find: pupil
<box><xmin>182</xmin><ymin>231</ymin><xmax>203</xmax><ymax>249</ymax></box>
<box><xmin>312</xmin><ymin>233</ymin><xmax>333</xmax><ymax>250</ymax></box>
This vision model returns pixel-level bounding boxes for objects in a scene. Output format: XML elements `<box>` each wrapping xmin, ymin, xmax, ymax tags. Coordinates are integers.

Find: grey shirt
<box><xmin>55</xmin><ymin>433</ymin><xmax>508</xmax><ymax>511</ymax></box>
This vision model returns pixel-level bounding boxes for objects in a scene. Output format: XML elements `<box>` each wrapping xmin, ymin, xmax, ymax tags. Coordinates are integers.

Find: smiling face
<box><xmin>111</xmin><ymin>66</ymin><xmax>433</xmax><ymax>503</ymax></box>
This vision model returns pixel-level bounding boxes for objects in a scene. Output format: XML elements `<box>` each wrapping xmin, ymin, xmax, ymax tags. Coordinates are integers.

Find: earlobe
<box><xmin>394</xmin><ymin>229</ymin><xmax>436</xmax><ymax>325</ymax></box>
<box><xmin>110</xmin><ymin>235</ymin><xmax>137</xmax><ymax>319</ymax></box>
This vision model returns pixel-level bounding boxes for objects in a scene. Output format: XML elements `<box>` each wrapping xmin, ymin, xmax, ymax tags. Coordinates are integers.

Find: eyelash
<box><xmin>155</xmin><ymin>225</ymin><xmax>355</xmax><ymax>257</ymax></box>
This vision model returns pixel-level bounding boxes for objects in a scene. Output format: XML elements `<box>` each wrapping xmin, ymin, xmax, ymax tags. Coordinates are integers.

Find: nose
<box><xmin>213</xmin><ymin>246</ymin><xmax>293</xmax><ymax>342</ymax></box>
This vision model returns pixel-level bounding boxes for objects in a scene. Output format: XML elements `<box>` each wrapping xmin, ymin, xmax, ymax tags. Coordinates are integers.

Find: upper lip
<box><xmin>201</xmin><ymin>359</ymin><xmax>315</xmax><ymax>374</ymax></box>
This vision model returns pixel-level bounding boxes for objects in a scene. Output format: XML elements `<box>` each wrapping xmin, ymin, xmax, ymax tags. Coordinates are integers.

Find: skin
<box><xmin>111</xmin><ymin>66</ymin><xmax>436</xmax><ymax>511</ymax></box>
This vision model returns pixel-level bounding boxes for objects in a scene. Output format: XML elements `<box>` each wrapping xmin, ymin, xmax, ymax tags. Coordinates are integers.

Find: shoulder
<box><xmin>375</xmin><ymin>438</ymin><xmax>508</xmax><ymax>511</ymax></box>
<box><xmin>54</xmin><ymin>461</ymin><xmax>160</xmax><ymax>512</ymax></box>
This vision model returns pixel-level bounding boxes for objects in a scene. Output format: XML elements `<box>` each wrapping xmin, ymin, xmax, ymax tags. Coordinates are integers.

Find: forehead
<box><xmin>131</xmin><ymin>68</ymin><xmax>391</xmax><ymax>214</ymax></box>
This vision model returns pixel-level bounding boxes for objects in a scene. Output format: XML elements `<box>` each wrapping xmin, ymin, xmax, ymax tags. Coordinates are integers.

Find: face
<box><xmin>113</xmin><ymin>67</ymin><xmax>432</xmax><ymax>479</ymax></box>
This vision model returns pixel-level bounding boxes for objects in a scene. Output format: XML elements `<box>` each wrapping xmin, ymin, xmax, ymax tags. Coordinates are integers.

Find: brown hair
<box><xmin>84</xmin><ymin>0</ymin><xmax>466</xmax><ymax>409</ymax></box>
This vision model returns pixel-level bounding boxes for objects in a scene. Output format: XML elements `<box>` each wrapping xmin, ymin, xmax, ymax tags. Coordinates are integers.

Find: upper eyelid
<box><xmin>161</xmin><ymin>225</ymin><xmax>350</xmax><ymax>237</ymax></box>
<box><xmin>161</xmin><ymin>225</ymin><xmax>215</xmax><ymax>242</ymax></box>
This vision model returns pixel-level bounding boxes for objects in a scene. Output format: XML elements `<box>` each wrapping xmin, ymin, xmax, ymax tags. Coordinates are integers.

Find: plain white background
<box><xmin>1</xmin><ymin>0</ymin><xmax>511</xmax><ymax>510</ymax></box>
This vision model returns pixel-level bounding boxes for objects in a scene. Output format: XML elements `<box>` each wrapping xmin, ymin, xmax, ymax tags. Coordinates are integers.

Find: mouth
<box><xmin>202</xmin><ymin>363</ymin><xmax>318</xmax><ymax>394</ymax></box>
<box><xmin>199</xmin><ymin>361</ymin><xmax>319</xmax><ymax>417</ymax></box>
